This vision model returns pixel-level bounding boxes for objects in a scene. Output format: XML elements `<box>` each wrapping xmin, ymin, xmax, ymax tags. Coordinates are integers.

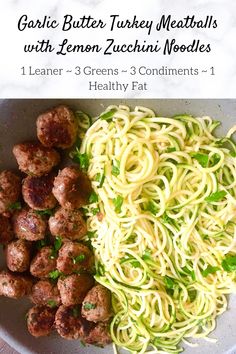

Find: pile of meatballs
<box><xmin>0</xmin><ymin>105</ymin><xmax>112</xmax><ymax>346</ymax></box>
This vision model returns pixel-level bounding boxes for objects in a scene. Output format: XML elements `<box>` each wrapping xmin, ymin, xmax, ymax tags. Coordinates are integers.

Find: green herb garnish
<box><xmin>146</xmin><ymin>201</ymin><xmax>158</xmax><ymax>215</ymax></box>
<box><xmin>142</xmin><ymin>249</ymin><xmax>152</xmax><ymax>261</ymax></box>
<box><xmin>35</xmin><ymin>209</ymin><xmax>54</xmax><ymax>216</ymax></box>
<box><xmin>49</xmin><ymin>270</ymin><xmax>62</xmax><ymax>280</ymax></box>
<box><xmin>164</xmin><ymin>276</ymin><xmax>175</xmax><ymax>289</ymax></box>
<box><xmin>100</xmin><ymin>108</ymin><xmax>117</xmax><ymax>121</ymax></box>
<box><xmin>166</xmin><ymin>147</ymin><xmax>176</xmax><ymax>153</ymax></box>
<box><xmin>205</xmin><ymin>191</ymin><xmax>227</xmax><ymax>203</ymax></box>
<box><xmin>8</xmin><ymin>201</ymin><xmax>21</xmax><ymax>211</ymax></box>
<box><xmin>70</xmin><ymin>149</ymin><xmax>89</xmax><ymax>171</ymax></box>
<box><xmin>111</xmin><ymin>160</ymin><xmax>120</xmax><ymax>177</ymax></box>
<box><xmin>188</xmin><ymin>289</ymin><xmax>197</xmax><ymax>302</ymax></box>
<box><xmin>202</xmin><ymin>265</ymin><xmax>220</xmax><ymax>277</ymax></box>
<box><xmin>73</xmin><ymin>254</ymin><xmax>86</xmax><ymax>264</ymax></box>
<box><xmin>182</xmin><ymin>266</ymin><xmax>196</xmax><ymax>281</ymax></box>
<box><xmin>95</xmin><ymin>172</ymin><xmax>105</xmax><ymax>188</ymax></box>
<box><xmin>54</xmin><ymin>236</ymin><xmax>62</xmax><ymax>251</ymax></box>
<box><xmin>89</xmin><ymin>191</ymin><xmax>98</xmax><ymax>203</ymax></box>
<box><xmin>87</xmin><ymin>231</ymin><xmax>96</xmax><ymax>239</ymax></box>
<box><xmin>191</xmin><ymin>153</ymin><xmax>209</xmax><ymax>168</ymax></box>
<box><xmin>222</xmin><ymin>255</ymin><xmax>236</xmax><ymax>272</ymax></box>
<box><xmin>112</xmin><ymin>195</ymin><xmax>123</xmax><ymax>213</ymax></box>
<box><xmin>91</xmin><ymin>207</ymin><xmax>100</xmax><ymax>215</ymax></box>
<box><xmin>47</xmin><ymin>300</ymin><xmax>57</xmax><ymax>308</ymax></box>
<box><xmin>83</xmin><ymin>302</ymin><xmax>96</xmax><ymax>310</ymax></box>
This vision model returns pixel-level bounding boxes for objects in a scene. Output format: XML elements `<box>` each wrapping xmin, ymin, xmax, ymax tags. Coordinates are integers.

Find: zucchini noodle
<box><xmin>80</xmin><ymin>105</ymin><xmax>236</xmax><ymax>354</ymax></box>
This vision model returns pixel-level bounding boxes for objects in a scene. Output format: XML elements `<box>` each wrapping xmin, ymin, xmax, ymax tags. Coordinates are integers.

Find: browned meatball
<box><xmin>49</xmin><ymin>208</ymin><xmax>87</xmax><ymax>241</ymax></box>
<box><xmin>13</xmin><ymin>208</ymin><xmax>47</xmax><ymax>241</ymax></box>
<box><xmin>58</xmin><ymin>274</ymin><xmax>94</xmax><ymax>306</ymax></box>
<box><xmin>30</xmin><ymin>246</ymin><xmax>57</xmax><ymax>278</ymax></box>
<box><xmin>13</xmin><ymin>141</ymin><xmax>60</xmax><ymax>177</ymax></box>
<box><xmin>5</xmin><ymin>239</ymin><xmax>32</xmax><ymax>272</ymax></box>
<box><xmin>0</xmin><ymin>271</ymin><xmax>32</xmax><ymax>298</ymax></box>
<box><xmin>30</xmin><ymin>280</ymin><xmax>61</xmax><ymax>307</ymax></box>
<box><xmin>22</xmin><ymin>174</ymin><xmax>57</xmax><ymax>210</ymax></box>
<box><xmin>52</xmin><ymin>167</ymin><xmax>92</xmax><ymax>209</ymax></box>
<box><xmin>81</xmin><ymin>284</ymin><xmax>112</xmax><ymax>322</ymax></box>
<box><xmin>84</xmin><ymin>322</ymin><xmax>111</xmax><ymax>346</ymax></box>
<box><xmin>0</xmin><ymin>214</ymin><xmax>14</xmax><ymax>244</ymax></box>
<box><xmin>55</xmin><ymin>305</ymin><xmax>93</xmax><ymax>340</ymax></box>
<box><xmin>57</xmin><ymin>241</ymin><xmax>94</xmax><ymax>275</ymax></box>
<box><xmin>27</xmin><ymin>305</ymin><xmax>56</xmax><ymax>337</ymax></box>
<box><xmin>0</xmin><ymin>171</ymin><xmax>21</xmax><ymax>214</ymax></box>
<box><xmin>36</xmin><ymin>105</ymin><xmax>78</xmax><ymax>149</ymax></box>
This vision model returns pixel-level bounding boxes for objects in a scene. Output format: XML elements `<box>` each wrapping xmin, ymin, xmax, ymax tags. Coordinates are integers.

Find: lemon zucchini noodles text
<box><xmin>80</xmin><ymin>105</ymin><xmax>236</xmax><ymax>354</ymax></box>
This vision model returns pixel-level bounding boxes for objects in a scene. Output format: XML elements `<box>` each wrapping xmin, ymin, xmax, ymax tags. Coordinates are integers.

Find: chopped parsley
<box><xmin>202</xmin><ymin>265</ymin><xmax>220</xmax><ymax>277</ymax></box>
<box><xmin>35</xmin><ymin>209</ymin><xmax>54</xmax><ymax>216</ymax></box>
<box><xmin>99</xmin><ymin>108</ymin><xmax>117</xmax><ymax>121</ymax></box>
<box><xmin>49</xmin><ymin>270</ymin><xmax>62</xmax><ymax>280</ymax></box>
<box><xmin>47</xmin><ymin>300</ymin><xmax>57</xmax><ymax>308</ymax></box>
<box><xmin>72</xmin><ymin>254</ymin><xmax>86</xmax><ymax>264</ymax></box>
<box><xmin>111</xmin><ymin>160</ymin><xmax>120</xmax><ymax>177</ymax></box>
<box><xmin>191</xmin><ymin>153</ymin><xmax>209</xmax><ymax>168</ymax></box>
<box><xmin>8</xmin><ymin>201</ymin><xmax>21</xmax><ymax>211</ymax></box>
<box><xmin>70</xmin><ymin>148</ymin><xmax>89</xmax><ymax>171</ymax></box>
<box><xmin>89</xmin><ymin>191</ymin><xmax>98</xmax><ymax>203</ymax></box>
<box><xmin>83</xmin><ymin>302</ymin><xmax>96</xmax><ymax>310</ymax></box>
<box><xmin>95</xmin><ymin>172</ymin><xmax>105</xmax><ymax>188</ymax></box>
<box><xmin>205</xmin><ymin>190</ymin><xmax>227</xmax><ymax>203</ymax></box>
<box><xmin>222</xmin><ymin>255</ymin><xmax>236</xmax><ymax>272</ymax></box>
<box><xmin>112</xmin><ymin>195</ymin><xmax>123</xmax><ymax>213</ymax></box>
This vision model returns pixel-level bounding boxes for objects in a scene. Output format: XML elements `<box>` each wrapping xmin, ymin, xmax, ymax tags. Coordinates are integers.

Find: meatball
<box><xmin>0</xmin><ymin>271</ymin><xmax>32</xmax><ymax>298</ymax></box>
<box><xmin>5</xmin><ymin>239</ymin><xmax>32</xmax><ymax>272</ymax></box>
<box><xmin>13</xmin><ymin>141</ymin><xmax>60</xmax><ymax>177</ymax></box>
<box><xmin>30</xmin><ymin>280</ymin><xmax>61</xmax><ymax>307</ymax></box>
<box><xmin>57</xmin><ymin>241</ymin><xmax>94</xmax><ymax>275</ymax></box>
<box><xmin>81</xmin><ymin>284</ymin><xmax>112</xmax><ymax>322</ymax></box>
<box><xmin>58</xmin><ymin>274</ymin><xmax>94</xmax><ymax>306</ymax></box>
<box><xmin>13</xmin><ymin>208</ymin><xmax>47</xmax><ymax>241</ymax></box>
<box><xmin>52</xmin><ymin>167</ymin><xmax>92</xmax><ymax>209</ymax></box>
<box><xmin>0</xmin><ymin>171</ymin><xmax>21</xmax><ymax>214</ymax></box>
<box><xmin>36</xmin><ymin>105</ymin><xmax>78</xmax><ymax>149</ymax></box>
<box><xmin>30</xmin><ymin>246</ymin><xmax>57</xmax><ymax>278</ymax></box>
<box><xmin>22</xmin><ymin>174</ymin><xmax>57</xmax><ymax>210</ymax></box>
<box><xmin>27</xmin><ymin>305</ymin><xmax>56</xmax><ymax>337</ymax></box>
<box><xmin>55</xmin><ymin>305</ymin><xmax>93</xmax><ymax>340</ymax></box>
<box><xmin>49</xmin><ymin>208</ymin><xmax>87</xmax><ymax>241</ymax></box>
<box><xmin>84</xmin><ymin>322</ymin><xmax>111</xmax><ymax>346</ymax></box>
<box><xmin>0</xmin><ymin>214</ymin><xmax>14</xmax><ymax>244</ymax></box>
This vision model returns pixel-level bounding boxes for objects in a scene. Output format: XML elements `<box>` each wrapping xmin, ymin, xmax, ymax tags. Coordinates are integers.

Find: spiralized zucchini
<box><xmin>80</xmin><ymin>105</ymin><xmax>236</xmax><ymax>354</ymax></box>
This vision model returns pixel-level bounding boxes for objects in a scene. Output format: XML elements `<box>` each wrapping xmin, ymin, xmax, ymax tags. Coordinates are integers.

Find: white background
<box><xmin>0</xmin><ymin>0</ymin><xmax>235</xmax><ymax>98</ymax></box>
